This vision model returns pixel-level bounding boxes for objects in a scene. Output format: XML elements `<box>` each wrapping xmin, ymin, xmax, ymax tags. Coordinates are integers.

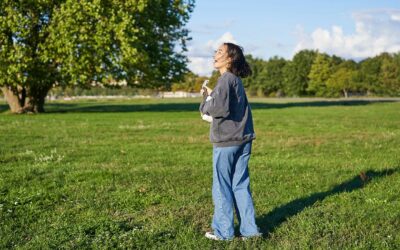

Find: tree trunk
<box><xmin>31</xmin><ymin>95</ymin><xmax>46</xmax><ymax>113</ymax></box>
<box><xmin>1</xmin><ymin>85</ymin><xmax>50</xmax><ymax>113</ymax></box>
<box><xmin>26</xmin><ymin>85</ymin><xmax>51</xmax><ymax>113</ymax></box>
<box><xmin>1</xmin><ymin>86</ymin><xmax>23</xmax><ymax>113</ymax></box>
<box><xmin>343</xmin><ymin>89</ymin><xmax>348</xmax><ymax>98</ymax></box>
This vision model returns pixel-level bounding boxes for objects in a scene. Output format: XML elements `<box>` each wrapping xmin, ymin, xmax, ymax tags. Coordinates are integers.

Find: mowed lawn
<box><xmin>0</xmin><ymin>98</ymin><xmax>399</xmax><ymax>249</ymax></box>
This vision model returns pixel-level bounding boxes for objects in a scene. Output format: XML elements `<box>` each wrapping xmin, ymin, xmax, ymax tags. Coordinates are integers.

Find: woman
<box><xmin>200</xmin><ymin>43</ymin><xmax>261</xmax><ymax>240</ymax></box>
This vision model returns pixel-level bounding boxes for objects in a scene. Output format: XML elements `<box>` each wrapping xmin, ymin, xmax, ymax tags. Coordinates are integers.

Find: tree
<box><xmin>259</xmin><ymin>56</ymin><xmax>287</xmax><ymax>96</ymax></box>
<box><xmin>0</xmin><ymin>0</ymin><xmax>194</xmax><ymax>113</ymax></box>
<box><xmin>243</xmin><ymin>55</ymin><xmax>268</xmax><ymax>96</ymax></box>
<box><xmin>359</xmin><ymin>56</ymin><xmax>382</xmax><ymax>95</ymax></box>
<box><xmin>171</xmin><ymin>71</ymin><xmax>206</xmax><ymax>92</ymax></box>
<box><xmin>393</xmin><ymin>53</ymin><xmax>400</xmax><ymax>93</ymax></box>
<box><xmin>283</xmin><ymin>50</ymin><xmax>317</xmax><ymax>96</ymax></box>
<box><xmin>378</xmin><ymin>53</ymin><xmax>400</xmax><ymax>96</ymax></box>
<box><xmin>308</xmin><ymin>52</ymin><xmax>342</xmax><ymax>96</ymax></box>
<box><xmin>326</xmin><ymin>60</ymin><xmax>358</xmax><ymax>98</ymax></box>
<box><xmin>208</xmin><ymin>70</ymin><xmax>220</xmax><ymax>89</ymax></box>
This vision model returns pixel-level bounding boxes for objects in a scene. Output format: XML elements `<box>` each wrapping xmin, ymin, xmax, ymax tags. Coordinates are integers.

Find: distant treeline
<box><xmin>3</xmin><ymin>49</ymin><xmax>397</xmax><ymax>99</ymax></box>
<box><xmin>173</xmin><ymin>50</ymin><xmax>400</xmax><ymax>97</ymax></box>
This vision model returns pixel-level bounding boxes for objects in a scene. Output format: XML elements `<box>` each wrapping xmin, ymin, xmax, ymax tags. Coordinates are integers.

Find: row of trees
<box><xmin>174</xmin><ymin>50</ymin><xmax>400</xmax><ymax>97</ymax></box>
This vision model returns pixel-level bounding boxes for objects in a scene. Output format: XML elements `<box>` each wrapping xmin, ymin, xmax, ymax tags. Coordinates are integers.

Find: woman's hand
<box><xmin>204</xmin><ymin>86</ymin><xmax>213</xmax><ymax>94</ymax></box>
<box><xmin>200</xmin><ymin>86</ymin><xmax>213</xmax><ymax>99</ymax></box>
<box><xmin>200</xmin><ymin>86</ymin><xmax>212</xmax><ymax>95</ymax></box>
<box><xmin>200</xmin><ymin>87</ymin><xmax>212</xmax><ymax>98</ymax></box>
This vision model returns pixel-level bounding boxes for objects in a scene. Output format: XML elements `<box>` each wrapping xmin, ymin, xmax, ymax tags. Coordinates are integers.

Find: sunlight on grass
<box><xmin>1</xmin><ymin>98</ymin><xmax>399</xmax><ymax>248</ymax></box>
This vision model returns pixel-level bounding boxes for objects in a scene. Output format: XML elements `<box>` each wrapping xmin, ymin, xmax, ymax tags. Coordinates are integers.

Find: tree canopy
<box><xmin>0</xmin><ymin>0</ymin><xmax>194</xmax><ymax>113</ymax></box>
<box><xmin>173</xmin><ymin>50</ymin><xmax>400</xmax><ymax>98</ymax></box>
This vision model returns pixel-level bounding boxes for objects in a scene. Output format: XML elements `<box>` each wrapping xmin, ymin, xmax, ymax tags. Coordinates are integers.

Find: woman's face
<box><xmin>213</xmin><ymin>44</ymin><xmax>230</xmax><ymax>70</ymax></box>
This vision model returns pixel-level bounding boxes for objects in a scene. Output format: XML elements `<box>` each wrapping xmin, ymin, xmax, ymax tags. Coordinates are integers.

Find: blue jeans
<box><xmin>211</xmin><ymin>141</ymin><xmax>259</xmax><ymax>240</ymax></box>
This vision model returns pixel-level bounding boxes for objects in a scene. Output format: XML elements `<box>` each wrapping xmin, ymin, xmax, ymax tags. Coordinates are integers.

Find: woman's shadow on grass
<box><xmin>256</xmin><ymin>168</ymin><xmax>398</xmax><ymax>237</ymax></box>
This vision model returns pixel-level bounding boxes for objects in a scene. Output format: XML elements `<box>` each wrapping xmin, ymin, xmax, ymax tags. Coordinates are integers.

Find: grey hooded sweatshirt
<box><xmin>199</xmin><ymin>71</ymin><xmax>255</xmax><ymax>147</ymax></box>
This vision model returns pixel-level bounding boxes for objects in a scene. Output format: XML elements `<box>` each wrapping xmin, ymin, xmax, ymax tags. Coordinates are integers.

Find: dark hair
<box><xmin>224</xmin><ymin>42</ymin><xmax>252</xmax><ymax>78</ymax></box>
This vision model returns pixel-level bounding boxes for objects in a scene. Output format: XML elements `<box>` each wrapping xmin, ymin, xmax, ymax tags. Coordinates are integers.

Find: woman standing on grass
<box><xmin>199</xmin><ymin>42</ymin><xmax>261</xmax><ymax>240</ymax></box>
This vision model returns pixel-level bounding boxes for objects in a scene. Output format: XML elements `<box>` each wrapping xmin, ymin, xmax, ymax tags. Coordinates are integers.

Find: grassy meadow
<box><xmin>0</xmin><ymin>98</ymin><xmax>399</xmax><ymax>249</ymax></box>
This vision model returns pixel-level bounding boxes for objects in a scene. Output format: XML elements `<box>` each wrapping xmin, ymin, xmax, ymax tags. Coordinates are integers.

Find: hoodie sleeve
<box><xmin>201</xmin><ymin>77</ymin><xmax>230</xmax><ymax>118</ymax></box>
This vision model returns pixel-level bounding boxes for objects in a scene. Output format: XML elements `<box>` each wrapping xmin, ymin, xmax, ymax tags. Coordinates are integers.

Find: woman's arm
<box><xmin>201</xmin><ymin>79</ymin><xmax>230</xmax><ymax>118</ymax></box>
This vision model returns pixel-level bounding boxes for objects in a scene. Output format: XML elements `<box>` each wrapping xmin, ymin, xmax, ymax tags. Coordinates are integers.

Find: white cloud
<box><xmin>391</xmin><ymin>13</ymin><xmax>400</xmax><ymax>22</ymax></box>
<box><xmin>205</xmin><ymin>32</ymin><xmax>237</xmax><ymax>51</ymax></box>
<box><xmin>294</xmin><ymin>9</ymin><xmax>400</xmax><ymax>59</ymax></box>
<box><xmin>187</xmin><ymin>57</ymin><xmax>213</xmax><ymax>77</ymax></box>
<box><xmin>187</xmin><ymin>32</ymin><xmax>237</xmax><ymax>76</ymax></box>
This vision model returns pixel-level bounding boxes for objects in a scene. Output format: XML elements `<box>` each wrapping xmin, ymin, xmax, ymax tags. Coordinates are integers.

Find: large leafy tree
<box><xmin>308</xmin><ymin>52</ymin><xmax>336</xmax><ymax>96</ymax></box>
<box><xmin>260</xmin><ymin>56</ymin><xmax>287</xmax><ymax>96</ymax></box>
<box><xmin>378</xmin><ymin>53</ymin><xmax>400</xmax><ymax>96</ymax></box>
<box><xmin>243</xmin><ymin>55</ymin><xmax>268</xmax><ymax>96</ymax></box>
<box><xmin>359</xmin><ymin>56</ymin><xmax>382</xmax><ymax>95</ymax></box>
<box><xmin>0</xmin><ymin>0</ymin><xmax>194</xmax><ymax>113</ymax></box>
<box><xmin>326</xmin><ymin>60</ymin><xmax>358</xmax><ymax>98</ymax></box>
<box><xmin>283</xmin><ymin>49</ymin><xmax>317</xmax><ymax>96</ymax></box>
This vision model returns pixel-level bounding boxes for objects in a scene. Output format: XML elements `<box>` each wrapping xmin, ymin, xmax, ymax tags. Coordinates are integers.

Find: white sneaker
<box><xmin>205</xmin><ymin>232</ymin><xmax>222</xmax><ymax>241</ymax></box>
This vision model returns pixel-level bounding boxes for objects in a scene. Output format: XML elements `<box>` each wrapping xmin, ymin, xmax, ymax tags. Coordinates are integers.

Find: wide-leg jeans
<box><xmin>211</xmin><ymin>141</ymin><xmax>259</xmax><ymax>240</ymax></box>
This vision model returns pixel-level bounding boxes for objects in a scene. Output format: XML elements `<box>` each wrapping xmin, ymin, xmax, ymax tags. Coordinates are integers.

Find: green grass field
<box><xmin>1</xmin><ymin>98</ymin><xmax>399</xmax><ymax>249</ymax></box>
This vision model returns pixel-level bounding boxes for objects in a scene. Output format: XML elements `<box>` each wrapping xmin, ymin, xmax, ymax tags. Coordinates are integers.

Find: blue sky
<box><xmin>185</xmin><ymin>0</ymin><xmax>400</xmax><ymax>76</ymax></box>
